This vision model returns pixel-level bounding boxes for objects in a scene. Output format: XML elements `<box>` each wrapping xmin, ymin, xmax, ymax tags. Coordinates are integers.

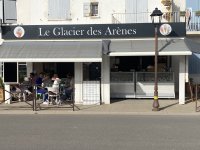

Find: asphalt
<box><xmin>0</xmin><ymin>98</ymin><xmax>200</xmax><ymax>115</ymax></box>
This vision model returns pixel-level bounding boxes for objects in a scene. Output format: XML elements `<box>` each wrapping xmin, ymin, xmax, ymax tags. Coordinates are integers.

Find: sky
<box><xmin>186</xmin><ymin>0</ymin><xmax>200</xmax><ymax>10</ymax></box>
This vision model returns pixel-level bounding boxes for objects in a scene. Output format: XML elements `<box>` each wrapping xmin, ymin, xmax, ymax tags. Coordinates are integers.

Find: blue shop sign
<box><xmin>2</xmin><ymin>23</ymin><xmax>186</xmax><ymax>40</ymax></box>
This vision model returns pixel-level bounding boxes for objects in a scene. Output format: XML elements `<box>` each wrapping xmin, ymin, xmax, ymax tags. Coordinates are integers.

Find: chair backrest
<box><xmin>60</xmin><ymin>78</ymin><xmax>67</xmax><ymax>84</ymax></box>
<box><xmin>47</xmin><ymin>87</ymin><xmax>59</xmax><ymax>94</ymax></box>
<box><xmin>52</xmin><ymin>78</ymin><xmax>61</xmax><ymax>88</ymax></box>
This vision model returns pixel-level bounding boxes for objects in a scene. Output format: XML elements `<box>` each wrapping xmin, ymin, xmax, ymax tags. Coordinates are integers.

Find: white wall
<box><xmin>17</xmin><ymin>0</ymin><xmax>47</xmax><ymax>24</ymax></box>
<box><xmin>17</xmin><ymin>0</ymin><xmax>186</xmax><ymax>25</ymax></box>
<box><xmin>101</xmin><ymin>55</ymin><xmax>110</xmax><ymax>104</ymax></box>
<box><xmin>173</xmin><ymin>0</ymin><xmax>186</xmax><ymax>11</ymax></box>
<box><xmin>179</xmin><ymin>56</ymin><xmax>187</xmax><ymax>104</ymax></box>
<box><xmin>148</xmin><ymin>0</ymin><xmax>164</xmax><ymax>12</ymax></box>
<box><xmin>172</xmin><ymin>56</ymin><xmax>180</xmax><ymax>92</ymax></box>
<box><xmin>74</xmin><ymin>62</ymin><xmax>83</xmax><ymax>104</ymax></box>
<box><xmin>17</xmin><ymin>0</ymin><xmax>125</xmax><ymax>25</ymax></box>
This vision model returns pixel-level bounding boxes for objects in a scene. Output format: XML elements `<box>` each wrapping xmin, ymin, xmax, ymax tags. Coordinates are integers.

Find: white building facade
<box><xmin>15</xmin><ymin>0</ymin><xmax>186</xmax><ymax>25</ymax></box>
<box><xmin>0</xmin><ymin>0</ymin><xmax>191</xmax><ymax>105</ymax></box>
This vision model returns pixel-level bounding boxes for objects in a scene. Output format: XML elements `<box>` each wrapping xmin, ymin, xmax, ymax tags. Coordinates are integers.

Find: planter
<box><xmin>0</xmin><ymin>88</ymin><xmax>4</xmax><ymax>103</ymax></box>
<box><xmin>0</xmin><ymin>77</ymin><xmax>4</xmax><ymax>103</ymax></box>
<box><xmin>195</xmin><ymin>11</ymin><xmax>200</xmax><ymax>16</ymax></box>
<box><xmin>161</xmin><ymin>0</ymin><xmax>172</xmax><ymax>6</ymax></box>
<box><xmin>163</xmin><ymin>12</ymin><xmax>171</xmax><ymax>21</ymax></box>
<box><xmin>180</xmin><ymin>11</ymin><xmax>186</xmax><ymax>16</ymax></box>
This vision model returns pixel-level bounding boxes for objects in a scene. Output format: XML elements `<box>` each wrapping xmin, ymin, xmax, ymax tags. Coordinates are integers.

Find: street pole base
<box><xmin>152</xmin><ymin>107</ymin><xmax>160</xmax><ymax>111</ymax></box>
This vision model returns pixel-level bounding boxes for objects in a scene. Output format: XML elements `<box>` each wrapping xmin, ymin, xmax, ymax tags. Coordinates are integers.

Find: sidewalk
<box><xmin>0</xmin><ymin>99</ymin><xmax>199</xmax><ymax>115</ymax></box>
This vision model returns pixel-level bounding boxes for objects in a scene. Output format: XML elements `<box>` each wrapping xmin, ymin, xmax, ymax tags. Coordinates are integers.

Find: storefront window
<box><xmin>0</xmin><ymin>62</ymin><xmax>27</xmax><ymax>83</ymax></box>
<box><xmin>110</xmin><ymin>56</ymin><xmax>169</xmax><ymax>72</ymax></box>
<box><xmin>83</xmin><ymin>62</ymin><xmax>101</xmax><ymax>81</ymax></box>
<box><xmin>18</xmin><ymin>62</ymin><xmax>27</xmax><ymax>83</ymax></box>
<box><xmin>42</xmin><ymin>62</ymin><xmax>74</xmax><ymax>78</ymax></box>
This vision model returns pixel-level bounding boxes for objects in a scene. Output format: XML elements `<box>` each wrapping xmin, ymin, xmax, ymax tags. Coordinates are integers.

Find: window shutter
<box><xmin>125</xmin><ymin>0</ymin><xmax>148</xmax><ymax>23</ymax></box>
<box><xmin>91</xmin><ymin>2</ymin><xmax>98</xmax><ymax>16</ymax></box>
<box><xmin>83</xmin><ymin>2</ymin><xmax>90</xmax><ymax>17</ymax></box>
<box><xmin>66</xmin><ymin>0</ymin><xmax>71</xmax><ymax>19</ymax></box>
<box><xmin>4</xmin><ymin>0</ymin><xmax>17</xmax><ymax>24</ymax></box>
<box><xmin>136</xmin><ymin>0</ymin><xmax>148</xmax><ymax>23</ymax></box>
<box><xmin>125</xmin><ymin>0</ymin><xmax>137</xmax><ymax>23</ymax></box>
<box><xmin>48</xmin><ymin>0</ymin><xmax>56</xmax><ymax>20</ymax></box>
<box><xmin>0</xmin><ymin>0</ymin><xmax>3</xmax><ymax>22</ymax></box>
<box><xmin>48</xmin><ymin>0</ymin><xmax>71</xmax><ymax>20</ymax></box>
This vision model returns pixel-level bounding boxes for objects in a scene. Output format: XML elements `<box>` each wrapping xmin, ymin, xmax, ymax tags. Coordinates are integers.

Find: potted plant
<box><xmin>195</xmin><ymin>11</ymin><xmax>200</xmax><ymax>16</ymax></box>
<box><xmin>161</xmin><ymin>0</ymin><xmax>172</xmax><ymax>6</ymax></box>
<box><xmin>0</xmin><ymin>77</ymin><xmax>4</xmax><ymax>103</ymax></box>
<box><xmin>180</xmin><ymin>11</ymin><xmax>186</xmax><ymax>16</ymax></box>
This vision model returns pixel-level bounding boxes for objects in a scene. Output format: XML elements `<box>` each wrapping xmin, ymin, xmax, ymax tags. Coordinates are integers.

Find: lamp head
<box><xmin>150</xmin><ymin>8</ymin><xmax>163</xmax><ymax>24</ymax></box>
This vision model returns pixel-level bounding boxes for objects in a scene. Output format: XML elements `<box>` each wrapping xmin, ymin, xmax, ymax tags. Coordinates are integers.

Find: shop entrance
<box><xmin>110</xmin><ymin>56</ymin><xmax>175</xmax><ymax>99</ymax></box>
<box><xmin>82</xmin><ymin>62</ymin><xmax>101</xmax><ymax>105</ymax></box>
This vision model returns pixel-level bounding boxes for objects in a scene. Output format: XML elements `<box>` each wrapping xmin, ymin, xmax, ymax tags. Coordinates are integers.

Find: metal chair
<box><xmin>47</xmin><ymin>87</ymin><xmax>60</xmax><ymax>105</ymax></box>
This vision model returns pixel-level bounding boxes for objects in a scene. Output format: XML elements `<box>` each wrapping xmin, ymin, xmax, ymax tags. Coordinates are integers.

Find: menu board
<box><xmin>3</xmin><ymin>62</ymin><xmax>18</xmax><ymax>84</ymax></box>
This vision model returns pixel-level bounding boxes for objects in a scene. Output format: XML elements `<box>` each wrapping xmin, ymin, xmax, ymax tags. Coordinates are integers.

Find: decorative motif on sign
<box><xmin>159</xmin><ymin>24</ymin><xmax>172</xmax><ymax>36</ymax></box>
<box><xmin>14</xmin><ymin>26</ymin><xmax>25</xmax><ymax>38</ymax></box>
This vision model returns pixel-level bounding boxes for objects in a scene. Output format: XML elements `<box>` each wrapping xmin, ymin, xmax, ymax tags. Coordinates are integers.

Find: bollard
<box><xmin>33</xmin><ymin>85</ymin><xmax>37</xmax><ymax>111</ymax></box>
<box><xmin>4</xmin><ymin>84</ymin><xmax>11</xmax><ymax>104</ymax></box>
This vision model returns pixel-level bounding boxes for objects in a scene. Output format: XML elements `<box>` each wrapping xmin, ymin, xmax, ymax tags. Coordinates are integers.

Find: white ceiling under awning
<box><xmin>109</xmin><ymin>38</ymin><xmax>192</xmax><ymax>56</ymax></box>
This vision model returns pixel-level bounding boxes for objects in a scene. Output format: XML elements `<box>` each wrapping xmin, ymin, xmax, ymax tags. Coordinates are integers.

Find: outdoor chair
<box><xmin>47</xmin><ymin>87</ymin><xmax>60</xmax><ymax>105</ymax></box>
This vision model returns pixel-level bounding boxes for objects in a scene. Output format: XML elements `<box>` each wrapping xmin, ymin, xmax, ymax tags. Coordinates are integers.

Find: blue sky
<box><xmin>186</xmin><ymin>0</ymin><xmax>200</xmax><ymax>10</ymax></box>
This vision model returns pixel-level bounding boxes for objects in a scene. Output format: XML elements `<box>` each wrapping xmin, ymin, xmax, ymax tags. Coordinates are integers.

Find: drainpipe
<box><xmin>2</xmin><ymin>0</ymin><xmax>4</xmax><ymax>24</ymax></box>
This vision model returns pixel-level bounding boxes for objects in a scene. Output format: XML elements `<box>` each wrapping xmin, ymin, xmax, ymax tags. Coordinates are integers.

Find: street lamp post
<box><xmin>150</xmin><ymin>8</ymin><xmax>163</xmax><ymax>111</ymax></box>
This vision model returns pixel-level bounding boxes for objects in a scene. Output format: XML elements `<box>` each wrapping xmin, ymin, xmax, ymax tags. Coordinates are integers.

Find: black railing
<box><xmin>0</xmin><ymin>84</ymin><xmax>75</xmax><ymax>112</ymax></box>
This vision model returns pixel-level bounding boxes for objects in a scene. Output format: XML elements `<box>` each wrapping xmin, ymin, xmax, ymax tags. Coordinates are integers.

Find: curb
<box><xmin>0</xmin><ymin>110</ymin><xmax>199</xmax><ymax>116</ymax></box>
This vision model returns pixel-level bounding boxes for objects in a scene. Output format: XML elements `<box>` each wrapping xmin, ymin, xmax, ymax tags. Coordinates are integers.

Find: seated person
<box><xmin>29</xmin><ymin>72</ymin><xmax>37</xmax><ymax>86</ymax></box>
<box><xmin>37</xmin><ymin>86</ymin><xmax>48</xmax><ymax>102</ymax></box>
<box><xmin>52</xmin><ymin>77</ymin><xmax>61</xmax><ymax>89</ymax></box>
<box><xmin>51</xmin><ymin>73</ymin><xmax>60</xmax><ymax>82</ymax></box>
<box><xmin>36</xmin><ymin>74</ymin><xmax>51</xmax><ymax>104</ymax></box>
<box><xmin>61</xmin><ymin>73</ymin><xmax>74</xmax><ymax>101</ymax></box>
<box><xmin>20</xmin><ymin>77</ymin><xmax>34</xmax><ymax>101</ymax></box>
<box><xmin>42</xmin><ymin>73</ymin><xmax>53</xmax><ymax>87</ymax></box>
<box><xmin>21</xmin><ymin>77</ymin><xmax>32</xmax><ymax>94</ymax></box>
<box><xmin>10</xmin><ymin>84</ymin><xmax>22</xmax><ymax>101</ymax></box>
<box><xmin>35</xmin><ymin>72</ymin><xmax>44</xmax><ymax>88</ymax></box>
<box><xmin>42</xmin><ymin>76</ymin><xmax>61</xmax><ymax>105</ymax></box>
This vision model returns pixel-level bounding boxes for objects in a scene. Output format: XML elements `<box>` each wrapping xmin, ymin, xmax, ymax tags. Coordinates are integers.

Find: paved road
<box><xmin>0</xmin><ymin>114</ymin><xmax>200</xmax><ymax>150</ymax></box>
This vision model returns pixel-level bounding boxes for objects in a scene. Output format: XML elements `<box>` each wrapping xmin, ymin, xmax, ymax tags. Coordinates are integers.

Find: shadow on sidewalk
<box><xmin>159</xmin><ymin>102</ymin><xmax>179</xmax><ymax>110</ymax></box>
<box><xmin>159</xmin><ymin>98</ymin><xmax>195</xmax><ymax>111</ymax></box>
<box><xmin>111</xmin><ymin>98</ymin><xmax>127</xmax><ymax>104</ymax></box>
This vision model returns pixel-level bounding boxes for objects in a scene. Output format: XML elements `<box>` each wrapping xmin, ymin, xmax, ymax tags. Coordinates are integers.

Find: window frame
<box><xmin>90</xmin><ymin>2</ymin><xmax>99</xmax><ymax>17</ymax></box>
